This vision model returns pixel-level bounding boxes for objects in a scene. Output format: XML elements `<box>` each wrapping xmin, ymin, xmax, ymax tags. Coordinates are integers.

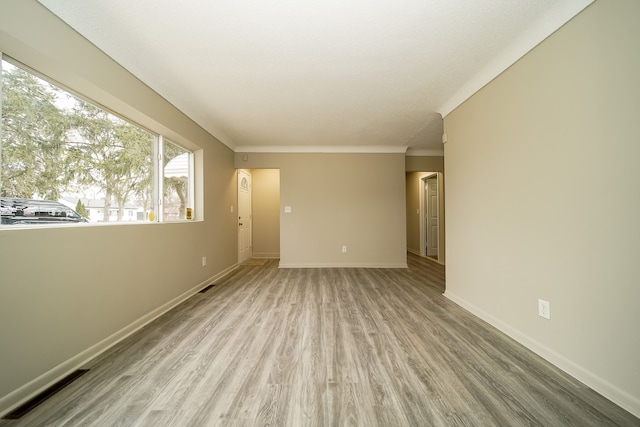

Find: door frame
<box><xmin>237</xmin><ymin>169</ymin><xmax>252</xmax><ymax>263</ymax></box>
<box><xmin>419</xmin><ymin>172</ymin><xmax>444</xmax><ymax>264</ymax></box>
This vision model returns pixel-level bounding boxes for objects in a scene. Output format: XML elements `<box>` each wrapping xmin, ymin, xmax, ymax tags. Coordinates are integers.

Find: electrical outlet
<box><xmin>202</xmin><ymin>256</ymin><xmax>207</xmax><ymax>267</ymax></box>
<box><xmin>538</xmin><ymin>299</ymin><xmax>550</xmax><ymax>319</ymax></box>
<box><xmin>341</xmin><ymin>245</ymin><xmax>347</xmax><ymax>253</ymax></box>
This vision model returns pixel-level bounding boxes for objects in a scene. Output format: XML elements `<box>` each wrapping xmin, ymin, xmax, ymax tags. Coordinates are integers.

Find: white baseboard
<box><xmin>407</xmin><ymin>248</ymin><xmax>421</xmax><ymax>256</ymax></box>
<box><xmin>444</xmin><ymin>290</ymin><xmax>640</xmax><ymax>418</ymax></box>
<box><xmin>0</xmin><ymin>263</ymin><xmax>238</xmax><ymax>418</ymax></box>
<box><xmin>279</xmin><ymin>262</ymin><xmax>408</xmax><ymax>268</ymax></box>
<box><xmin>251</xmin><ymin>252</ymin><xmax>280</xmax><ymax>258</ymax></box>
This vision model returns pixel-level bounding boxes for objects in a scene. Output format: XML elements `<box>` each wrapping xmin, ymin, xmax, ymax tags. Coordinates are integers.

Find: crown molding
<box><xmin>437</xmin><ymin>0</ymin><xmax>594</xmax><ymax>118</ymax></box>
<box><xmin>234</xmin><ymin>145</ymin><xmax>408</xmax><ymax>154</ymax></box>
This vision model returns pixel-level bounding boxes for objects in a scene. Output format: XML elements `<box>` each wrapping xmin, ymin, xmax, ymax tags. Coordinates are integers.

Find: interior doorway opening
<box><xmin>237</xmin><ymin>168</ymin><xmax>281</xmax><ymax>264</ymax></box>
<box><xmin>419</xmin><ymin>172</ymin><xmax>444</xmax><ymax>265</ymax></box>
<box><xmin>237</xmin><ymin>169</ymin><xmax>252</xmax><ymax>264</ymax></box>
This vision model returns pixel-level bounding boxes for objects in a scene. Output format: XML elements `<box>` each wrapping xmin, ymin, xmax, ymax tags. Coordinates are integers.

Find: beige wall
<box><xmin>236</xmin><ymin>153</ymin><xmax>407</xmax><ymax>267</ymax></box>
<box><xmin>0</xmin><ymin>2</ymin><xmax>237</xmax><ymax>414</ymax></box>
<box><xmin>250</xmin><ymin>169</ymin><xmax>280</xmax><ymax>258</ymax></box>
<box><xmin>405</xmin><ymin>155</ymin><xmax>443</xmax><ymax>173</ymax></box>
<box><xmin>444</xmin><ymin>0</ymin><xmax>640</xmax><ymax>416</ymax></box>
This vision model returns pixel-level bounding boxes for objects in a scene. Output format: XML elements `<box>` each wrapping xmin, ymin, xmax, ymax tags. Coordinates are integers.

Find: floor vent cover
<box><xmin>2</xmin><ymin>369</ymin><xmax>90</xmax><ymax>420</ymax></box>
<box><xmin>199</xmin><ymin>284</ymin><xmax>215</xmax><ymax>293</ymax></box>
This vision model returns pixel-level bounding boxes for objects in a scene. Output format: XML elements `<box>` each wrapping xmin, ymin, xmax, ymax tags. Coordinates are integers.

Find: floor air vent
<box><xmin>3</xmin><ymin>369</ymin><xmax>90</xmax><ymax>420</ymax></box>
<box><xmin>199</xmin><ymin>284</ymin><xmax>215</xmax><ymax>293</ymax></box>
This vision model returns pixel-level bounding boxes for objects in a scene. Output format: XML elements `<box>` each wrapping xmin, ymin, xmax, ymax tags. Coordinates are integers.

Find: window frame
<box><xmin>0</xmin><ymin>54</ymin><xmax>197</xmax><ymax>226</ymax></box>
<box><xmin>157</xmin><ymin>136</ymin><xmax>195</xmax><ymax>222</ymax></box>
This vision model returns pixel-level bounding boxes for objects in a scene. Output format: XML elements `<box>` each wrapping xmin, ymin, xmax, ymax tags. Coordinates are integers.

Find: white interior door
<box><xmin>238</xmin><ymin>170</ymin><xmax>252</xmax><ymax>263</ymax></box>
<box><xmin>426</xmin><ymin>176</ymin><xmax>439</xmax><ymax>257</ymax></box>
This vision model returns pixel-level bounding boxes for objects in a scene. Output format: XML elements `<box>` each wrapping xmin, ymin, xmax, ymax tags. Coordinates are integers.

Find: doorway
<box><xmin>238</xmin><ymin>169</ymin><xmax>252</xmax><ymax>263</ymax></box>
<box><xmin>419</xmin><ymin>172</ymin><xmax>444</xmax><ymax>264</ymax></box>
<box><xmin>425</xmin><ymin>175</ymin><xmax>438</xmax><ymax>258</ymax></box>
<box><xmin>237</xmin><ymin>168</ymin><xmax>281</xmax><ymax>264</ymax></box>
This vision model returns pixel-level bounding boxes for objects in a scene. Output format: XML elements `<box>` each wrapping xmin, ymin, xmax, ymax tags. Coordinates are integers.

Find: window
<box><xmin>1</xmin><ymin>57</ymin><xmax>194</xmax><ymax>225</ymax></box>
<box><xmin>162</xmin><ymin>139</ymin><xmax>193</xmax><ymax>221</ymax></box>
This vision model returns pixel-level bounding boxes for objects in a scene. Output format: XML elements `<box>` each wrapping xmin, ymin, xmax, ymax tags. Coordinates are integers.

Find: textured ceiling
<box><xmin>38</xmin><ymin>0</ymin><xmax>592</xmax><ymax>154</ymax></box>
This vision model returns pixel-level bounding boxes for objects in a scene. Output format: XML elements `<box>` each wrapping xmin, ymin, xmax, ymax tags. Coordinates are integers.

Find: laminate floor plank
<box><xmin>2</xmin><ymin>256</ymin><xmax>638</xmax><ymax>426</ymax></box>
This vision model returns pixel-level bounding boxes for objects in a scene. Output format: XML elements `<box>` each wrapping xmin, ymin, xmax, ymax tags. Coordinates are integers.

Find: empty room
<box><xmin>1</xmin><ymin>0</ymin><xmax>639</xmax><ymax>425</ymax></box>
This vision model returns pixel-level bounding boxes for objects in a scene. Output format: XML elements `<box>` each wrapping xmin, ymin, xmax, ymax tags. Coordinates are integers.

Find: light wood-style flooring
<box><xmin>2</xmin><ymin>254</ymin><xmax>638</xmax><ymax>426</ymax></box>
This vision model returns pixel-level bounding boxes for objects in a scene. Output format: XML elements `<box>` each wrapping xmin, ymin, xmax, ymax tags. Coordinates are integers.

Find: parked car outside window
<box><xmin>0</xmin><ymin>198</ymin><xmax>88</xmax><ymax>225</ymax></box>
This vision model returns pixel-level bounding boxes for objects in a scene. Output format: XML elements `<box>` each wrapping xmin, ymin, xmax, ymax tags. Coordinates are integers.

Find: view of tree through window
<box><xmin>1</xmin><ymin>59</ymin><xmax>193</xmax><ymax>225</ymax></box>
<box><xmin>163</xmin><ymin>140</ymin><xmax>191</xmax><ymax>221</ymax></box>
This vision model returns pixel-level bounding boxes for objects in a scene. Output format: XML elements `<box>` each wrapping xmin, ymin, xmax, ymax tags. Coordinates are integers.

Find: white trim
<box><xmin>235</xmin><ymin>145</ymin><xmax>408</xmax><ymax>154</ymax></box>
<box><xmin>251</xmin><ymin>252</ymin><xmax>280</xmax><ymax>258</ymax></box>
<box><xmin>0</xmin><ymin>263</ymin><xmax>239</xmax><ymax>418</ymax></box>
<box><xmin>438</xmin><ymin>0</ymin><xmax>594</xmax><ymax>118</ymax></box>
<box><xmin>443</xmin><ymin>290</ymin><xmax>640</xmax><ymax>418</ymax></box>
<box><xmin>279</xmin><ymin>262</ymin><xmax>408</xmax><ymax>269</ymax></box>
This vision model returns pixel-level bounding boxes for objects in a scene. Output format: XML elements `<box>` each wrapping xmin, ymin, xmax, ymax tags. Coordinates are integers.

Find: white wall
<box><xmin>444</xmin><ymin>0</ymin><xmax>640</xmax><ymax>416</ymax></box>
<box><xmin>0</xmin><ymin>1</ymin><xmax>238</xmax><ymax>415</ymax></box>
